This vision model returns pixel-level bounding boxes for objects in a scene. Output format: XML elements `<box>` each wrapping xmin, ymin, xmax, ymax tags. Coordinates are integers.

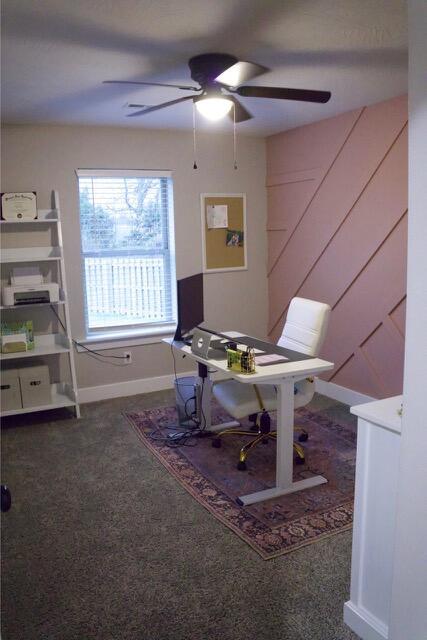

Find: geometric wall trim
<box><xmin>266</xmin><ymin>95</ymin><xmax>408</xmax><ymax>399</ymax></box>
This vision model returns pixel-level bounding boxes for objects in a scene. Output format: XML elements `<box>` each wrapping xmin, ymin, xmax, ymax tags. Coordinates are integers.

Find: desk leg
<box><xmin>238</xmin><ymin>378</ymin><xmax>328</xmax><ymax>506</ymax></box>
<box><xmin>276</xmin><ymin>379</ymin><xmax>295</xmax><ymax>489</ymax></box>
<box><xmin>197</xmin><ymin>364</ymin><xmax>239</xmax><ymax>433</ymax></box>
<box><xmin>197</xmin><ymin>363</ymin><xmax>212</xmax><ymax>430</ymax></box>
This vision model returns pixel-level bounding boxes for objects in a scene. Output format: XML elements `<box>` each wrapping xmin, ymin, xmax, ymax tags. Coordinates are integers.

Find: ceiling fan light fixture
<box><xmin>195</xmin><ymin>95</ymin><xmax>233</xmax><ymax>121</ymax></box>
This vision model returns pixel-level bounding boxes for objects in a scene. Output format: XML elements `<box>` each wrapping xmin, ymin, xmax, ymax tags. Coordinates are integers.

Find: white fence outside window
<box><xmin>84</xmin><ymin>255</ymin><xmax>169</xmax><ymax>328</ymax></box>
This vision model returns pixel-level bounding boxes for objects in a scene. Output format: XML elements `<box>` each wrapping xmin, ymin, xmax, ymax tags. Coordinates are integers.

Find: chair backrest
<box><xmin>277</xmin><ymin>297</ymin><xmax>331</xmax><ymax>357</ymax></box>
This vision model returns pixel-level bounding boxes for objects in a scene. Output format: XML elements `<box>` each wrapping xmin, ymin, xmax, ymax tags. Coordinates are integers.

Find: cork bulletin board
<box><xmin>201</xmin><ymin>194</ymin><xmax>247</xmax><ymax>272</ymax></box>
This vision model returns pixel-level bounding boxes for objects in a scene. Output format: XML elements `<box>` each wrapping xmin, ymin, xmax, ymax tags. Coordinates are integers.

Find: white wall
<box><xmin>389</xmin><ymin>2</ymin><xmax>427</xmax><ymax>638</ymax></box>
<box><xmin>1</xmin><ymin>125</ymin><xmax>268</xmax><ymax>390</ymax></box>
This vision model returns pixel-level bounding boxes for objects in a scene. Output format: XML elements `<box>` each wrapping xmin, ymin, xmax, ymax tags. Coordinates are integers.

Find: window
<box><xmin>77</xmin><ymin>169</ymin><xmax>176</xmax><ymax>337</ymax></box>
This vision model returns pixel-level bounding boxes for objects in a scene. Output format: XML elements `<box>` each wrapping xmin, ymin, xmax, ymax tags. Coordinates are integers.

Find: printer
<box><xmin>2</xmin><ymin>267</ymin><xmax>60</xmax><ymax>306</ymax></box>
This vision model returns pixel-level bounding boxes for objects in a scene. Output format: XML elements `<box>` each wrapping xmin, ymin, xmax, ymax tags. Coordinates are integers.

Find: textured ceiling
<box><xmin>1</xmin><ymin>0</ymin><xmax>407</xmax><ymax>136</ymax></box>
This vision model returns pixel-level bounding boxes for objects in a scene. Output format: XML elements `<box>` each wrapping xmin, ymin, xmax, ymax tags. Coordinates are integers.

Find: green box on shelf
<box><xmin>1</xmin><ymin>320</ymin><xmax>34</xmax><ymax>353</ymax></box>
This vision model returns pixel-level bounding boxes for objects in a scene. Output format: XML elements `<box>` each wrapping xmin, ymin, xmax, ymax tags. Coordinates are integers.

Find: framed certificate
<box><xmin>1</xmin><ymin>192</ymin><xmax>37</xmax><ymax>220</ymax></box>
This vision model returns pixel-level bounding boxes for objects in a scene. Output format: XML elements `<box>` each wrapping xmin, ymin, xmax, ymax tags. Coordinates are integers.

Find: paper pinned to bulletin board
<box><xmin>206</xmin><ymin>204</ymin><xmax>228</xmax><ymax>229</ymax></box>
<box><xmin>201</xmin><ymin>194</ymin><xmax>247</xmax><ymax>272</ymax></box>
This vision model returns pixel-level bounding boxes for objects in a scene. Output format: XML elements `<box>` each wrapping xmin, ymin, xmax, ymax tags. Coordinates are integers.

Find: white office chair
<box><xmin>211</xmin><ymin>297</ymin><xmax>331</xmax><ymax>470</ymax></box>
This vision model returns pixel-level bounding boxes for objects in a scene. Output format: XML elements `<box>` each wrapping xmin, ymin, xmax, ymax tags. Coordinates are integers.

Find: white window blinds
<box><xmin>77</xmin><ymin>170</ymin><xmax>176</xmax><ymax>334</ymax></box>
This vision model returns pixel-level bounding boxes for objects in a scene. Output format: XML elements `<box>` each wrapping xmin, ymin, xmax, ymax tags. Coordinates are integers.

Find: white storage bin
<box><xmin>18</xmin><ymin>364</ymin><xmax>51</xmax><ymax>408</ymax></box>
<box><xmin>1</xmin><ymin>368</ymin><xmax>23</xmax><ymax>411</ymax></box>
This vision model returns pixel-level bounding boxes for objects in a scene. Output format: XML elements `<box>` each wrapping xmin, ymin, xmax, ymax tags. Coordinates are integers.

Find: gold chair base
<box><xmin>256</xmin><ymin>431</ymin><xmax>305</xmax><ymax>462</ymax></box>
<box><xmin>239</xmin><ymin>432</ymin><xmax>276</xmax><ymax>462</ymax></box>
<box><xmin>212</xmin><ymin>421</ymin><xmax>307</xmax><ymax>466</ymax></box>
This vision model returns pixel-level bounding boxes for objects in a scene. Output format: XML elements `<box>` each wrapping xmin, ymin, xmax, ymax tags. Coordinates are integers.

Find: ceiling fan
<box><xmin>104</xmin><ymin>53</ymin><xmax>331</xmax><ymax>122</ymax></box>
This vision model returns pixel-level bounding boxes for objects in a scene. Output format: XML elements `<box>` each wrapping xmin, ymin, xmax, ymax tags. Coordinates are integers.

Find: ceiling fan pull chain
<box><xmin>233</xmin><ymin>103</ymin><xmax>238</xmax><ymax>170</ymax></box>
<box><xmin>192</xmin><ymin>102</ymin><xmax>198</xmax><ymax>169</ymax></box>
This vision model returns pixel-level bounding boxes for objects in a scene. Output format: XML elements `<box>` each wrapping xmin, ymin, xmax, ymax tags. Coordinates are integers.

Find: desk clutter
<box><xmin>226</xmin><ymin>343</ymin><xmax>256</xmax><ymax>374</ymax></box>
<box><xmin>1</xmin><ymin>363</ymin><xmax>51</xmax><ymax>411</ymax></box>
<box><xmin>189</xmin><ymin>328</ymin><xmax>299</xmax><ymax>374</ymax></box>
<box><xmin>190</xmin><ymin>329</ymin><xmax>256</xmax><ymax>372</ymax></box>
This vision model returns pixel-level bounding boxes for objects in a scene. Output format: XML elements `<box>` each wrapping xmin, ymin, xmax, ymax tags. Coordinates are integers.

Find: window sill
<box><xmin>75</xmin><ymin>323</ymin><xmax>176</xmax><ymax>352</ymax></box>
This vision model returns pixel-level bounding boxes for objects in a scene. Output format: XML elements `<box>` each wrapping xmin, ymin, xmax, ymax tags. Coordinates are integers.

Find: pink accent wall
<box><xmin>266</xmin><ymin>95</ymin><xmax>408</xmax><ymax>399</ymax></box>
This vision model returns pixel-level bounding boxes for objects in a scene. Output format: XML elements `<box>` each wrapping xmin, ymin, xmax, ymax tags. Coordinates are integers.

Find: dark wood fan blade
<box><xmin>215</xmin><ymin>61</ymin><xmax>269</xmax><ymax>87</ymax></box>
<box><xmin>127</xmin><ymin>95</ymin><xmax>194</xmax><ymax>117</ymax></box>
<box><xmin>227</xmin><ymin>96</ymin><xmax>253</xmax><ymax>122</ymax></box>
<box><xmin>104</xmin><ymin>80</ymin><xmax>200</xmax><ymax>91</ymax></box>
<box><xmin>235</xmin><ymin>86</ymin><xmax>331</xmax><ymax>103</ymax></box>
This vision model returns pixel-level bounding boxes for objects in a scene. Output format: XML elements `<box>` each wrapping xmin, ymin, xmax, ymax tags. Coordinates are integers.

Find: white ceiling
<box><xmin>1</xmin><ymin>0</ymin><xmax>407</xmax><ymax>136</ymax></box>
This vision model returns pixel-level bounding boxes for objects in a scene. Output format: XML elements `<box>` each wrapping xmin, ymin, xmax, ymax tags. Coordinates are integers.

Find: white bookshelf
<box><xmin>0</xmin><ymin>191</ymin><xmax>80</xmax><ymax>418</ymax></box>
<box><xmin>0</xmin><ymin>334</ymin><xmax>70</xmax><ymax>361</ymax></box>
<box><xmin>1</xmin><ymin>246</ymin><xmax>62</xmax><ymax>263</ymax></box>
<box><xmin>0</xmin><ymin>209</ymin><xmax>59</xmax><ymax>224</ymax></box>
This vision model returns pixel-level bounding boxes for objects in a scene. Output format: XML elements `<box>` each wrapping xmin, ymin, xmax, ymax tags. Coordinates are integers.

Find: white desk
<box><xmin>166</xmin><ymin>333</ymin><xmax>334</xmax><ymax>506</ymax></box>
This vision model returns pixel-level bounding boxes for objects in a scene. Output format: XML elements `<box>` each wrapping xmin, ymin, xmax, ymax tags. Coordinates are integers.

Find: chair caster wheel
<box><xmin>1</xmin><ymin>485</ymin><xmax>11</xmax><ymax>512</ymax></box>
<box><xmin>237</xmin><ymin>461</ymin><xmax>247</xmax><ymax>471</ymax></box>
<box><xmin>295</xmin><ymin>456</ymin><xmax>305</xmax><ymax>465</ymax></box>
<box><xmin>298</xmin><ymin>433</ymin><xmax>308</xmax><ymax>442</ymax></box>
<box><xmin>211</xmin><ymin>438</ymin><xmax>222</xmax><ymax>448</ymax></box>
<box><xmin>260</xmin><ymin>412</ymin><xmax>271</xmax><ymax>430</ymax></box>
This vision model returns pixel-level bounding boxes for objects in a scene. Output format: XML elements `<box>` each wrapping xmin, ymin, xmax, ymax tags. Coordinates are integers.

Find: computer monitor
<box><xmin>174</xmin><ymin>272</ymin><xmax>204</xmax><ymax>342</ymax></box>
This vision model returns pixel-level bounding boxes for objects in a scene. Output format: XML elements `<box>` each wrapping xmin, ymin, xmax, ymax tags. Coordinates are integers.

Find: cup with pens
<box><xmin>226</xmin><ymin>342</ymin><xmax>256</xmax><ymax>374</ymax></box>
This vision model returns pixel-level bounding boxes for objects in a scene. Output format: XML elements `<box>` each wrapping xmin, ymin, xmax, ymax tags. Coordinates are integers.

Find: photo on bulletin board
<box><xmin>201</xmin><ymin>194</ymin><xmax>247</xmax><ymax>272</ymax></box>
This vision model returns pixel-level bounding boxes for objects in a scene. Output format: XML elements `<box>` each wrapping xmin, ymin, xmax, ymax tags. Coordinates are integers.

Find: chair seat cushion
<box><xmin>212</xmin><ymin>380</ymin><xmax>277</xmax><ymax>420</ymax></box>
<box><xmin>212</xmin><ymin>379</ymin><xmax>315</xmax><ymax>420</ymax></box>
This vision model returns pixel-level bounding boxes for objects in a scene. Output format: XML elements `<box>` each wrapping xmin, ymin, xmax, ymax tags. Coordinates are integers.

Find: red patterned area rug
<box><xmin>125</xmin><ymin>405</ymin><xmax>356</xmax><ymax>559</ymax></box>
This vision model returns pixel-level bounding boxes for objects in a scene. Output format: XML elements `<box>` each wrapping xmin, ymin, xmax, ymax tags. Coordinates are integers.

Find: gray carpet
<box><xmin>1</xmin><ymin>391</ymin><xmax>358</xmax><ymax>640</ymax></box>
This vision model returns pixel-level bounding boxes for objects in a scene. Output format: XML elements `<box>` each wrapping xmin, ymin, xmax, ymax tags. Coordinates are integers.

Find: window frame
<box><xmin>76</xmin><ymin>168</ymin><xmax>177</xmax><ymax>343</ymax></box>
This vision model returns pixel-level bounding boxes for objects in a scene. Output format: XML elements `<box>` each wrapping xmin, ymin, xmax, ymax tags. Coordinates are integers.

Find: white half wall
<box><xmin>389</xmin><ymin>2</ymin><xmax>427</xmax><ymax>638</ymax></box>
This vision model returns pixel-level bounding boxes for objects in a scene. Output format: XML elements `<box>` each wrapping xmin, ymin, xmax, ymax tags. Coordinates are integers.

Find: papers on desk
<box><xmin>255</xmin><ymin>353</ymin><xmax>289</xmax><ymax>366</ymax></box>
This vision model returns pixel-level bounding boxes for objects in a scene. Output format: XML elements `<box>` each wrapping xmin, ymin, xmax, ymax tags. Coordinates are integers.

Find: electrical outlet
<box><xmin>124</xmin><ymin>351</ymin><xmax>132</xmax><ymax>364</ymax></box>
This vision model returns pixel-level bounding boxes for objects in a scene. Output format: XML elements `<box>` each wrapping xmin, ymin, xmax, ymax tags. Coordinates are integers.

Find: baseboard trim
<box><xmin>78</xmin><ymin>374</ymin><xmax>177</xmax><ymax>404</ymax></box>
<box><xmin>79</xmin><ymin>372</ymin><xmax>375</xmax><ymax>407</ymax></box>
<box><xmin>78</xmin><ymin>369</ymin><xmax>230</xmax><ymax>404</ymax></box>
<box><xmin>315</xmin><ymin>378</ymin><xmax>376</xmax><ymax>406</ymax></box>
<box><xmin>344</xmin><ymin>601</ymin><xmax>388</xmax><ymax>640</ymax></box>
